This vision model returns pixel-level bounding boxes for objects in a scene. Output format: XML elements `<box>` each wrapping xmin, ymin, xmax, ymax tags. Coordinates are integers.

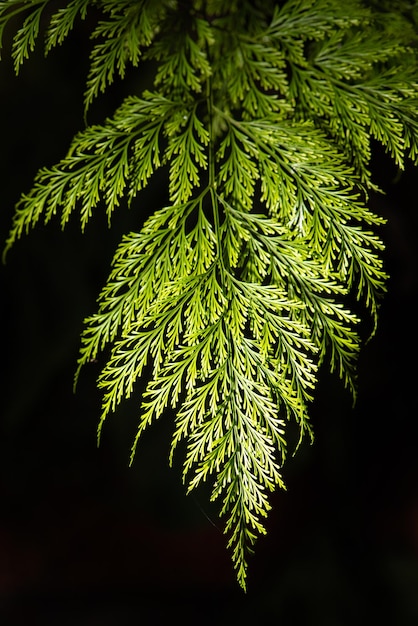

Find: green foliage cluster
<box><xmin>1</xmin><ymin>0</ymin><xmax>417</xmax><ymax>589</ymax></box>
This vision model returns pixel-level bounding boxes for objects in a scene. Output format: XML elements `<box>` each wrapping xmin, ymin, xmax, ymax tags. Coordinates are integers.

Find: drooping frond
<box><xmin>2</xmin><ymin>0</ymin><xmax>417</xmax><ymax>590</ymax></box>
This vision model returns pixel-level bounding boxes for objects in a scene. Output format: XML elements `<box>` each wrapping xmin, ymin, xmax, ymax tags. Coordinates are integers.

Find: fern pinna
<box><xmin>1</xmin><ymin>0</ymin><xmax>417</xmax><ymax>589</ymax></box>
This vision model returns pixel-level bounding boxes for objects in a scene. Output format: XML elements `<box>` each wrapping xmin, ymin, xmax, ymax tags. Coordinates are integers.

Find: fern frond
<box><xmin>286</xmin><ymin>13</ymin><xmax>418</xmax><ymax>177</ymax></box>
<box><xmin>3</xmin><ymin>0</ymin><xmax>417</xmax><ymax>591</ymax></box>
<box><xmin>83</xmin><ymin>0</ymin><xmax>168</xmax><ymax>110</ymax></box>
<box><xmin>3</xmin><ymin>93</ymin><xmax>189</xmax><ymax>256</ymax></box>
<box><xmin>44</xmin><ymin>0</ymin><xmax>90</xmax><ymax>52</ymax></box>
<box><xmin>8</xmin><ymin>0</ymin><xmax>48</xmax><ymax>72</ymax></box>
<box><xmin>165</xmin><ymin>104</ymin><xmax>210</xmax><ymax>204</ymax></box>
<box><xmin>0</xmin><ymin>0</ymin><xmax>91</xmax><ymax>68</ymax></box>
<box><xmin>146</xmin><ymin>11</ymin><xmax>213</xmax><ymax>97</ymax></box>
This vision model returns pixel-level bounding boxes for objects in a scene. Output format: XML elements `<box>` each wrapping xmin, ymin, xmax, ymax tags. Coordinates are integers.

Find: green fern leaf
<box><xmin>44</xmin><ymin>0</ymin><xmax>90</xmax><ymax>52</ymax></box>
<box><xmin>83</xmin><ymin>0</ymin><xmax>166</xmax><ymax>110</ymax></box>
<box><xmin>9</xmin><ymin>0</ymin><xmax>48</xmax><ymax>72</ymax></box>
<box><xmin>2</xmin><ymin>0</ymin><xmax>417</xmax><ymax>591</ymax></box>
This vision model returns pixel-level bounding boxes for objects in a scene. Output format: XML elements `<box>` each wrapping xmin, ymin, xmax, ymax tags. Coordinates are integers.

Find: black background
<box><xmin>1</xmin><ymin>18</ymin><xmax>418</xmax><ymax>626</ymax></box>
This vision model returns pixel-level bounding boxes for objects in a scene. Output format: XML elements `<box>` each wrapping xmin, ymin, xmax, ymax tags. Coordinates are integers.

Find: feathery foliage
<box><xmin>1</xmin><ymin>0</ymin><xmax>417</xmax><ymax>590</ymax></box>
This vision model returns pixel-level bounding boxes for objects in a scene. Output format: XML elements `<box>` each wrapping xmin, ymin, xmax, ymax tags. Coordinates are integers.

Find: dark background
<box><xmin>1</xmin><ymin>18</ymin><xmax>418</xmax><ymax>626</ymax></box>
